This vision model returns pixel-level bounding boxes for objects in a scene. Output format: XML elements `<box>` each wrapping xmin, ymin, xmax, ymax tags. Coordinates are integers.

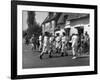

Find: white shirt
<box><xmin>49</xmin><ymin>36</ymin><xmax>54</xmax><ymax>43</ymax></box>
<box><xmin>62</xmin><ymin>36</ymin><xmax>67</xmax><ymax>42</ymax></box>
<box><xmin>39</xmin><ymin>35</ymin><xmax>42</xmax><ymax>41</ymax></box>
<box><xmin>71</xmin><ymin>35</ymin><xmax>78</xmax><ymax>47</ymax></box>
<box><xmin>55</xmin><ymin>36</ymin><xmax>61</xmax><ymax>42</ymax></box>
<box><xmin>43</xmin><ymin>36</ymin><xmax>48</xmax><ymax>46</ymax></box>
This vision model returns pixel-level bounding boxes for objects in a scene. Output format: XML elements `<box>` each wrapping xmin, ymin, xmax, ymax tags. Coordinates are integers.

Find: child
<box><xmin>55</xmin><ymin>33</ymin><xmax>61</xmax><ymax>54</ymax></box>
<box><xmin>61</xmin><ymin>32</ymin><xmax>67</xmax><ymax>56</ymax></box>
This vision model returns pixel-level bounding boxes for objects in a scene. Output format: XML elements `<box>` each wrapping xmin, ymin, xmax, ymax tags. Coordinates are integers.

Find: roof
<box><xmin>42</xmin><ymin>12</ymin><xmax>89</xmax><ymax>25</ymax></box>
<box><xmin>57</xmin><ymin>13</ymin><xmax>67</xmax><ymax>24</ymax></box>
<box><xmin>42</xmin><ymin>13</ymin><xmax>61</xmax><ymax>24</ymax></box>
<box><xmin>42</xmin><ymin>16</ymin><xmax>49</xmax><ymax>24</ymax></box>
<box><xmin>67</xmin><ymin>13</ymin><xmax>89</xmax><ymax>20</ymax></box>
<box><xmin>57</xmin><ymin>13</ymin><xmax>89</xmax><ymax>24</ymax></box>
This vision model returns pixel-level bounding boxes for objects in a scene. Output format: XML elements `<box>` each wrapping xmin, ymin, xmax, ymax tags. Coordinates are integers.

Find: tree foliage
<box><xmin>25</xmin><ymin>11</ymin><xmax>42</xmax><ymax>39</ymax></box>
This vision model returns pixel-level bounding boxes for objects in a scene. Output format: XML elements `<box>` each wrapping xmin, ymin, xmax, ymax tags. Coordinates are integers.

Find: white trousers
<box><xmin>39</xmin><ymin>41</ymin><xmax>42</xmax><ymax>51</ymax></box>
<box><xmin>40</xmin><ymin>44</ymin><xmax>48</xmax><ymax>55</ymax></box>
<box><xmin>61</xmin><ymin>42</ymin><xmax>66</xmax><ymax>52</ymax></box>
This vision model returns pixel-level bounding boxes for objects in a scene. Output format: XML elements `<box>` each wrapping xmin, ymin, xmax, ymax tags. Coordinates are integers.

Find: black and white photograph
<box><xmin>11</xmin><ymin>1</ymin><xmax>97</xmax><ymax>79</ymax></box>
<box><xmin>22</xmin><ymin>11</ymin><xmax>90</xmax><ymax>69</ymax></box>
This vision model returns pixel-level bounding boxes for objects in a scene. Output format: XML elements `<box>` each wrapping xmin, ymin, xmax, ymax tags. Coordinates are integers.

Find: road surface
<box><xmin>22</xmin><ymin>40</ymin><xmax>89</xmax><ymax>69</ymax></box>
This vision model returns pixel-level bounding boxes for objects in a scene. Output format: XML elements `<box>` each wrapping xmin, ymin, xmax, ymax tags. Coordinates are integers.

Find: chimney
<box><xmin>64</xmin><ymin>15</ymin><xmax>68</xmax><ymax>23</ymax></box>
<box><xmin>49</xmin><ymin>12</ymin><xmax>53</xmax><ymax>18</ymax></box>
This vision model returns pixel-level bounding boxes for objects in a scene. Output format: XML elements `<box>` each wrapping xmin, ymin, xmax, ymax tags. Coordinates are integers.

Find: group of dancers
<box><xmin>29</xmin><ymin>31</ymin><xmax>89</xmax><ymax>59</ymax></box>
<box><xmin>39</xmin><ymin>32</ymin><xmax>69</xmax><ymax>59</ymax></box>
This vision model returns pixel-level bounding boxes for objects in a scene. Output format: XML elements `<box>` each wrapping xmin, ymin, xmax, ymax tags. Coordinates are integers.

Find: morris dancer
<box><xmin>71</xmin><ymin>34</ymin><xmax>79</xmax><ymax>59</ymax></box>
<box><xmin>48</xmin><ymin>34</ymin><xmax>55</xmax><ymax>58</ymax></box>
<box><xmin>55</xmin><ymin>33</ymin><xmax>61</xmax><ymax>54</ymax></box>
<box><xmin>39</xmin><ymin>34</ymin><xmax>42</xmax><ymax>52</ymax></box>
<box><xmin>40</xmin><ymin>32</ymin><xmax>49</xmax><ymax>59</ymax></box>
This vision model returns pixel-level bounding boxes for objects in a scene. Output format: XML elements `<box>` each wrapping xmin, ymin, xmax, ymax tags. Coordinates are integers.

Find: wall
<box><xmin>42</xmin><ymin>24</ymin><xmax>45</xmax><ymax>34</ymax></box>
<box><xmin>50</xmin><ymin>20</ymin><xmax>55</xmax><ymax>34</ymax></box>
<box><xmin>43</xmin><ymin>20</ymin><xmax>55</xmax><ymax>34</ymax></box>
<box><xmin>0</xmin><ymin>0</ymin><xmax>99</xmax><ymax>80</ymax></box>
<box><xmin>70</xmin><ymin>16</ymin><xmax>89</xmax><ymax>27</ymax></box>
<box><xmin>70</xmin><ymin>16</ymin><xmax>90</xmax><ymax>35</ymax></box>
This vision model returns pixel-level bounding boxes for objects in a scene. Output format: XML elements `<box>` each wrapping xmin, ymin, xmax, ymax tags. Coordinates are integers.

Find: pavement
<box><xmin>22</xmin><ymin>40</ymin><xmax>89</xmax><ymax>69</ymax></box>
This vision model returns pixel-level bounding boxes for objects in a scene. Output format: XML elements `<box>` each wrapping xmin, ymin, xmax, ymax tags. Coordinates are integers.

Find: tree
<box><xmin>26</xmin><ymin>11</ymin><xmax>42</xmax><ymax>39</ymax></box>
<box><xmin>23</xmin><ymin>30</ymin><xmax>27</xmax><ymax>38</ymax></box>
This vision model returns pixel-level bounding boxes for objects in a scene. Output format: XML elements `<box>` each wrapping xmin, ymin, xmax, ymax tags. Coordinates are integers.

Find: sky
<box><xmin>35</xmin><ymin>11</ymin><xmax>48</xmax><ymax>25</ymax></box>
<box><xmin>22</xmin><ymin>11</ymin><xmax>48</xmax><ymax>31</ymax></box>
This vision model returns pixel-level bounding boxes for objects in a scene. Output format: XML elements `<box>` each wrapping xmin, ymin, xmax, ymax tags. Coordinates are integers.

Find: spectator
<box><xmin>84</xmin><ymin>32</ymin><xmax>90</xmax><ymax>53</ymax></box>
